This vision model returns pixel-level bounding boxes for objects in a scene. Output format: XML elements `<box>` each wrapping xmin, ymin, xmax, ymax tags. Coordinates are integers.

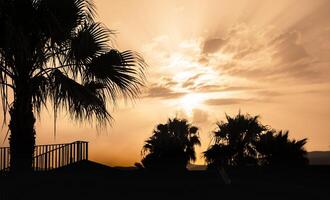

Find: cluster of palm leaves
<box><xmin>255</xmin><ymin>131</ymin><xmax>308</xmax><ymax>166</ymax></box>
<box><xmin>0</xmin><ymin>0</ymin><xmax>146</xmax><ymax>171</ymax></box>
<box><xmin>203</xmin><ymin>113</ymin><xmax>308</xmax><ymax>168</ymax></box>
<box><xmin>141</xmin><ymin>118</ymin><xmax>201</xmax><ymax>171</ymax></box>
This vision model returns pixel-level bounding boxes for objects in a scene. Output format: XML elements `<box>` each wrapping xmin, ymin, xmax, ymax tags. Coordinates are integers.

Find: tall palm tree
<box><xmin>204</xmin><ymin>112</ymin><xmax>267</xmax><ymax>167</ymax></box>
<box><xmin>254</xmin><ymin>130</ymin><xmax>308</xmax><ymax>166</ymax></box>
<box><xmin>141</xmin><ymin>118</ymin><xmax>201</xmax><ymax>171</ymax></box>
<box><xmin>0</xmin><ymin>0</ymin><xmax>146</xmax><ymax>172</ymax></box>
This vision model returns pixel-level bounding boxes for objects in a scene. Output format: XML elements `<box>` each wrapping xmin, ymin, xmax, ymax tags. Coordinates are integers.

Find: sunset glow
<box><xmin>1</xmin><ymin>0</ymin><xmax>329</xmax><ymax>167</ymax></box>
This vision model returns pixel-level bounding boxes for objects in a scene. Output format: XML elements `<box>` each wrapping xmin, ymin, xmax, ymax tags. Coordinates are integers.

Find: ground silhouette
<box><xmin>0</xmin><ymin>160</ymin><xmax>329</xmax><ymax>200</ymax></box>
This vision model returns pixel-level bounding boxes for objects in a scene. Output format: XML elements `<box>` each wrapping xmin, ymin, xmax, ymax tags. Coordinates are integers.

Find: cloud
<box><xmin>203</xmin><ymin>24</ymin><xmax>327</xmax><ymax>84</ymax></box>
<box><xmin>198</xmin><ymin>56</ymin><xmax>209</xmax><ymax>65</ymax></box>
<box><xmin>204</xmin><ymin>98</ymin><xmax>251</xmax><ymax>106</ymax></box>
<box><xmin>160</xmin><ymin>77</ymin><xmax>179</xmax><ymax>87</ymax></box>
<box><xmin>271</xmin><ymin>31</ymin><xmax>309</xmax><ymax>64</ymax></box>
<box><xmin>193</xmin><ymin>84</ymin><xmax>222</xmax><ymax>93</ymax></box>
<box><xmin>181</xmin><ymin>73</ymin><xmax>204</xmax><ymax>89</ymax></box>
<box><xmin>192</xmin><ymin>109</ymin><xmax>209</xmax><ymax>124</ymax></box>
<box><xmin>254</xmin><ymin>90</ymin><xmax>282</xmax><ymax>97</ymax></box>
<box><xmin>202</xmin><ymin>38</ymin><xmax>227</xmax><ymax>54</ymax></box>
<box><xmin>195</xmin><ymin>85</ymin><xmax>257</xmax><ymax>93</ymax></box>
<box><xmin>146</xmin><ymin>86</ymin><xmax>186</xmax><ymax>99</ymax></box>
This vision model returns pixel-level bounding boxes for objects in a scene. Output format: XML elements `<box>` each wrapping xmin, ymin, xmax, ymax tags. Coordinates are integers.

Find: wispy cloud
<box><xmin>194</xmin><ymin>85</ymin><xmax>257</xmax><ymax>93</ymax></box>
<box><xmin>200</xmin><ymin>23</ymin><xmax>330</xmax><ymax>84</ymax></box>
<box><xmin>204</xmin><ymin>98</ymin><xmax>252</xmax><ymax>106</ymax></box>
<box><xmin>146</xmin><ymin>85</ymin><xmax>186</xmax><ymax>99</ymax></box>
<box><xmin>202</xmin><ymin>38</ymin><xmax>227</xmax><ymax>54</ymax></box>
<box><xmin>192</xmin><ymin>109</ymin><xmax>209</xmax><ymax>124</ymax></box>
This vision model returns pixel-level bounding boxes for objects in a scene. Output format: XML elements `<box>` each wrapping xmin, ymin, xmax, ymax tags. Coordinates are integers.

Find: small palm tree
<box><xmin>0</xmin><ymin>0</ymin><xmax>146</xmax><ymax>172</ymax></box>
<box><xmin>204</xmin><ymin>112</ymin><xmax>267</xmax><ymax>167</ymax></box>
<box><xmin>254</xmin><ymin>130</ymin><xmax>308</xmax><ymax>166</ymax></box>
<box><xmin>141</xmin><ymin>118</ymin><xmax>201</xmax><ymax>171</ymax></box>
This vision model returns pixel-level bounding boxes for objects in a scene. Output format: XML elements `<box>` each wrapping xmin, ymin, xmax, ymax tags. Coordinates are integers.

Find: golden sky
<box><xmin>1</xmin><ymin>0</ymin><xmax>330</xmax><ymax>166</ymax></box>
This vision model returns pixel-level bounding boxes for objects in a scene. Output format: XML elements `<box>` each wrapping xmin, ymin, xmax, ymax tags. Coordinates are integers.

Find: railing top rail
<box><xmin>35</xmin><ymin>140</ymin><xmax>88</xmax><ymax>147</ymax></box>
<box><xmin>0</xmin><ymin>140</ymin><xmax>88</xmax><ymax>148</ymax></box>
<box><xmin>33</xmin><ymin>141</ymin><xmax>87</xmax><ymax>159</ymax></box>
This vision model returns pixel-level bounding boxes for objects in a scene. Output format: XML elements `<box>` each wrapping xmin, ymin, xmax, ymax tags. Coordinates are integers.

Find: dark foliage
<box><xmin>204</xmin><ymin>112</ymin><xmax>308</xmax><ymax>168</ymax></box>
<box><xmin>254</xmin><ymin>130</ymin><xmax>308</xmax><ymax>166</ymax></box>
<box><xmin>204</xmin><ymin>112</ymin><xmax>267</xmax><ymax>167</ymax></box>
<box><xmin>141</xmin><ymin>118</ymin><xmax>201</xmax><ymax>171</ymax></box>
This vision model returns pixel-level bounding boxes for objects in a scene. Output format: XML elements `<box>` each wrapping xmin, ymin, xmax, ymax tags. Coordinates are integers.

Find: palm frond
<box><xmin>85</xmin><ymin>50</ymin><xmax>146</xmax><ymax>104</ymax></box>
<box><xmin>50</xmin><ymin>69</ymin><xmax>110</xmax><ymax>123</ymax></box>
<box><xmin>68</xmin><ymin>22</ymin><xmax>111</xmax><ymax>66</ymax></box>
<box><xmin>37</xmin><ymin>0</ymin><xmax>96</xmax><ymax>43</ymax></box>
<box><xmin>31</xmin><ymin>75</ymin><xmax>49</xmax><ymax>114</ymax></box>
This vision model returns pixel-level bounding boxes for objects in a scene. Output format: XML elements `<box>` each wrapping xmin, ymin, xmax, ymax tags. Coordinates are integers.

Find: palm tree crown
<box><xmin>204</xmin><ymin>112</ymin><xmax>266</xmax><ymax>166</ymax></box>
<box><xmin>254</xmin><ymin>130</ymin><xmax>308</xmax><ymax>166</ymax></box>
<box><xmin>204</xmin><ymin>112</ymin><xmax>309</xmax><ymax>168</ymax></box>
<box><xmin>0</xmin><ymin>0</ymin><xmax>146</xmax><ymax>172</ymax></box>
<box><xmin>141</xmin><ymin>118</ymin><xmax>201</xmax><ymax>171</ymax></box>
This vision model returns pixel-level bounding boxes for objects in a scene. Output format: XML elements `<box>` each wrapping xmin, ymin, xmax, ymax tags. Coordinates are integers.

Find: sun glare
<box><xmin>179</xmin><ymin>93</ymin><xmax>204</xmax><ymax>116</ymax></box>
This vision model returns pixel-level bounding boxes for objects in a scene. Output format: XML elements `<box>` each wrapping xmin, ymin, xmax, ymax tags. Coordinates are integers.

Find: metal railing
<box><xmin>0</xmin><ymin>147</ymin><xmax>10</xmax><ymax>172</ymax></box>
<box><xmin>0</xmin><ymin>141</ymin><xmax>88</xmax><ymax>172</ymax></box>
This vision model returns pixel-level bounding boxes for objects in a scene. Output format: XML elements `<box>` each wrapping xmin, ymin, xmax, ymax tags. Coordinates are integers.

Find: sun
<box><xmin>179</xmin><ymin>93</ymin><xmax>204</xmax><ymax>116</ymax></box>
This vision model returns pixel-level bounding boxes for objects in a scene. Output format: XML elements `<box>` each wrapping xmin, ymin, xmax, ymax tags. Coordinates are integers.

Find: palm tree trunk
<box><xmin>9</xmin><ymin>83</ymin><xmax>35</xmax><ymax>173</ymax></box>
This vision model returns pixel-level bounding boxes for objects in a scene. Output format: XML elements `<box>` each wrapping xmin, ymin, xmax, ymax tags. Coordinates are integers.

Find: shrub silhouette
<box><xmin>141</xmin><ymin>118</ymin><xmax>201</xmax><ymax>171</ymax></box>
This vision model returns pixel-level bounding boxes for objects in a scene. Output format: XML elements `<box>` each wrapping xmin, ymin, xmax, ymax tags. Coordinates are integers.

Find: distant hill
<box><xmin>308</xmin><ymin>151</ymin><xmax>330</xmax><ymax>165</ymax></box>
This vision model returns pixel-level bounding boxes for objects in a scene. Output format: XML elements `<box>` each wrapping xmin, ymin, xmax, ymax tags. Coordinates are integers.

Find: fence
<box><xmin>0</xmin><ymin>141</ymin><xmax>88</xmax><ymax>172</ymax></box>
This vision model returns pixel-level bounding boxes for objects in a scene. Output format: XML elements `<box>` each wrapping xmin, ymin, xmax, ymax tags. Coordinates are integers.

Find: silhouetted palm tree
<box><xmin>0</xmin><ymin>0</ymin><xmax>146</xmax><ymax>172</ymax></box>
<box><xmin>203</xmin><ymin>144</ymin><xmax>230</xmax><ymax>169</ymax></box>
<box><xmin>204</xmin><ymin>112</ymin><xmax>267</xmax><ymax>167</ymax></box>
<box><xmin>141</xmin><ymin>118</ymin><xmax>201</xmax><ymax>171</ymax></box>
<box><xmin>254</xmin><ymin>130</ymin><xmax>308</xmax><ymax>166</ymax></box>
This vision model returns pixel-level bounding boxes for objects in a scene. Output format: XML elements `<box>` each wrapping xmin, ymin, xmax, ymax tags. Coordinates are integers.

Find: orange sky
<box><xmin>1</xmin><ymin>0</ymin><xmax>330</xmax><ymax>166</ymax></box>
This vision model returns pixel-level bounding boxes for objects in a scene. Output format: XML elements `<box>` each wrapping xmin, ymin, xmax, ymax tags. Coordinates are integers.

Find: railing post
<box><xmin>85</xmin><ymin>142</ymin><xmax>88</xmax><ymax>161</ymax></box>
<box><xmin>70</xmin><ymin>143</ymin><xmax>73</xmax><ymax>164</ymax></box>
<box><xmin>77</xmin><ymin>141</ymin><xmax>81</xmax><ymax>161</ymax></box>
<box><xmin>66</xmin><ymin>144</ymin><xmax>68</xmax><ymax>165</ymax></box>
<box><xmin>0</xmin><ymin>148</ymin><xmax>3</xmax><ymax>170</ymax></box>
<box><xmin>60</xmin><ymin>144</ymin><xmax>63</xmax><ymax>167</ymax></box>
<box><xmin>45</xmin><ymin>145</ymin><xmax>48</xmax><ymax>171</ymax></box>
<box><xmin>1</xmin><ymin>148</ymin><xmax>2</xmax><ymax>170</ymax></box>
<box><xmin>80</xmin><ymin>141</ymin><xmax>82</xmax><ymax>161</ymax></box>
